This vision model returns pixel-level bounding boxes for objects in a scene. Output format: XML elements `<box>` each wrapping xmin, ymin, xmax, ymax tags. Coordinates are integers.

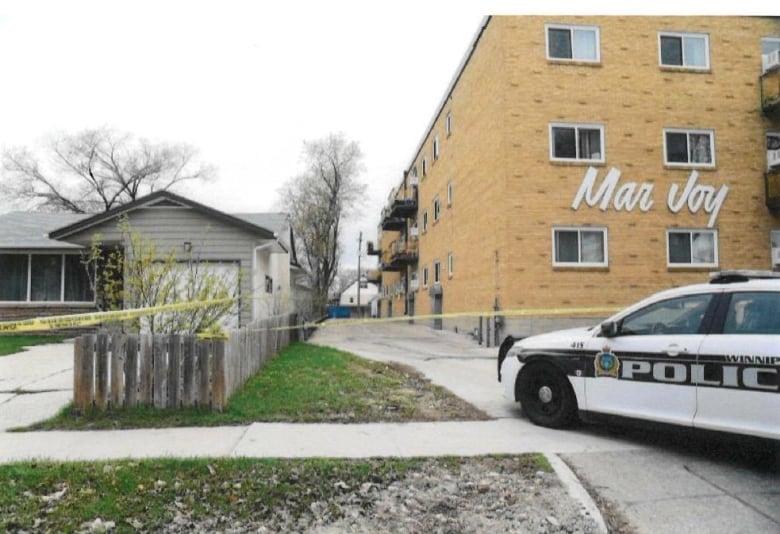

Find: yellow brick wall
<box><xmin>380</xmin><ymin>15</ymin><xmax>780</xmax><ymax>325</ymax></box>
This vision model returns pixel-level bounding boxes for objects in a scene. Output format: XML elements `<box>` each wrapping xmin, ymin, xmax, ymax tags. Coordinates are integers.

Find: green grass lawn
<box><xmin>0</xmin><ymin>334</ymin><xmax>68</xmax><ymax>356</ymax></box>
<box><xmin>22</xmin><ymin>342</ymin><xmax>488</xmax><ymax>431</ymax></box>
<box><xmin>0</xmin><ymin>455</ymin><xmax>548</xmax><ymax>532</ymax></box>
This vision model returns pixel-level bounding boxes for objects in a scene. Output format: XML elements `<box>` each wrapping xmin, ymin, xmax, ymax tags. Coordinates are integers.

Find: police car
<box><xmin>498</xmin><ymin>271</ymin><xmax>780</xmax><ymax>442</ymax></box>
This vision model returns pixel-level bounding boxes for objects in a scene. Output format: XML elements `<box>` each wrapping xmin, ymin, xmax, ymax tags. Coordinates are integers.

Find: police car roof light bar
<box><xmin>709</xmin><ymin>270</ymin><xmax>780</xmax><ymax>284</ymax></box>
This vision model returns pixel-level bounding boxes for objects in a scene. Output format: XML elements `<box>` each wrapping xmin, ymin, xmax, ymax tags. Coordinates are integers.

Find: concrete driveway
<box><xmin>309</xmin><ymin>320</ymin><xmax>780</xmax><ymax>534</ymax></box>
<box><xmin>0</xmin><ymin>340</ymin><xmax>74</xmax><ymax>431</ymax></box>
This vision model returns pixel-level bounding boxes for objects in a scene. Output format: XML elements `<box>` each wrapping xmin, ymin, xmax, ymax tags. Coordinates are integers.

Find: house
<box><xmin>337</xmin><ymin>278</ymin><xmax>379</xmax><ymax>318</ymax></box>
<box><xmin>0</xmin><ymin>191</ymin><xmax>311</xmax><ymax>327</ymax></box>
<box><xmin>372</xmin><ymin>16</ymin><xmax>780</xmax><ymax>339</ymax></box>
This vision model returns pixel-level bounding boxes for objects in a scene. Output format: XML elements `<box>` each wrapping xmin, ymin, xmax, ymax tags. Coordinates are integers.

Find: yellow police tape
<box><xmin>0</xmin><ymin>298</ymin><xmax>237</xmax><ymax>333</ymax></box>
<box><xmin>0</xmin><ymin>301</ymin><xmax>621</xmax><ymax>334</ymax></box>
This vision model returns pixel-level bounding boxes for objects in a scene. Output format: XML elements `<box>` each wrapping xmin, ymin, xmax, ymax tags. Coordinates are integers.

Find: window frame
<box><xmin>445</xmin><ymin>112</ymin><xmax>452</xmax><ymax>137</ymax></box>
<box><xmin>447</xmin><ymin>252</ymin><xmax>454</xmax><ymax>278</ymax></box>
<box><xmin>666</xmin><ymin>228</ymin><xmax>719</xmax><ymax>268</ymax></box>
<box><xmin>433</xmin><ymin>196</ymin><xmax>441</xmax><ymax>222</ymax></box>
<box><xmin>549</xmin><ymin>122</ymin><xmax>606</xmax><ymax>163</ymax></box>
<box><xmin>551</xmin><ymin>226</ymin><xmax>609</xmax><ymax>267</ymax></box>
<box><xmin>422</xmin><ymin>210</ymin><xmax>429</xmax><ymax>233</ymax></box>
<box><xmin>422</xmin><ymin>266</ymin><xmax>429</xmax><ymax>288</ymax></box>
<box><xmin>433</xmin><ymin>261</ymin><xmax>441</xmax><ymax>284</ymax></box>
<box><xmin>447</xmin><ymin>181</ymin><xmax>453</xmax><ymax>206</ymax></box>
<box><xmin>662</xmin><ymin>128</ymin><xmax>716</xmax><ymax>168</ymax></box>
<box><xmin>658</xmin><ymin>31</ymin><xmax>710</xmax><ymax>70</ymax></box>
<box><xmin>545</xmin><ymin>23</ymin><xmax>601</xmax><ymax>63</ymax></box>
<box><xmin>432</xmin><ymin>135</ymin><xmax>440</xmax><ymax>161</ymax></box>
<box><xmin>0</xmin><ymin>252</ymin><xmax>95</xmax><ymax>304</ymax></box>
<box><xmin>422</xmin><ymin>156</ymin><xmax>428</xmax><ymax>177</ymax></box>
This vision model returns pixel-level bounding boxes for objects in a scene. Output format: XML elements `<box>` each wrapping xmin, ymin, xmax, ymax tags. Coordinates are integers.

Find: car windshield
<box><xmin>619</xmin><ymin>293</ymin><xmax>712</xmax><ymax>336</ymax></box>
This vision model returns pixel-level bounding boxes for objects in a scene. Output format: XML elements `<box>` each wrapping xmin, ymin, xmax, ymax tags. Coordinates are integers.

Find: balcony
<box><xmin>766</xmin><ymin>171</ymin><xmax>780</xmax><ymax>214</ymax></box>
<box><xmin>761</xmin><ymin>68</ymin><xmax>780</xmax><ymax>117</ymax></box>
<box><xmin>366</xmin><ymin>269</ymin><xmax>381</xmax><ymax>283</ymax></box>
<box><xmin>380</xmin><ymin>207</ymin><xmax>405</xmax><ymax>231</ymax></box>
<box><xmin>379</xmin><ymin>240</ymin><xmax>418</xmax><ymax>271</ymax></box>
<box><xmin>389</xmin><ymin>197</ymin><xmax>417</xmax><ymax>218</ymax></box>
<box><xmin>367</xmin><ymin>241</ymin><xmax>380</xmax><ymax>256</ymax></box>
<box><xmin>769</xmin><ymin>148</ymin><xmax>780</xmax><ymax>171</ymax></box>
<box><xmin>409</xmin><ymin>279</ymin><xmax>419</xmax><ymax>292</ymax></box>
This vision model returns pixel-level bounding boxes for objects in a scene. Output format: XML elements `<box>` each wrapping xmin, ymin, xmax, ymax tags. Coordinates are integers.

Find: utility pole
<box><xmin>357</xmin><ymin>231</ymin><xmax>362</xmax><ymax>318</ymax></box>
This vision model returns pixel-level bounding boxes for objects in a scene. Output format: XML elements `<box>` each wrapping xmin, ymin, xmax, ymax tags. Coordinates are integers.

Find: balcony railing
<box><xmin>766</xmin><ymin>171</ymin><xmax>780</xmax><ymax>213</ymax></box>
<box><xmin>380</xmin><ymin>207</ymin><xmax>405</xmax><ymax>231</ymax></box>
<box><xmin>389</xmin><ymin>197</ymin><xmax>417</xmax><ymax>218</ymax></box>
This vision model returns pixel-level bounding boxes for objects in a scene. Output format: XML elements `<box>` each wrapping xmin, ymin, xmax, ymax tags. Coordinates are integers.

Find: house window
<box><xmin>433</xmin><ymin>261</ymin><xmax>441</xmax><ymax>284</ymax></box>
<box><xmin>667</xmin><ymin>229</ymin><xmax>718</xmax><ymax>267</ymax></box>
<box><xmin>0</xmin><ymin>253</ymin><xmax>94</xmax><ymax>303</ymax></box>
<box><xmin>446</xmin><ymin>112</ymin><xmax>452</xmax><ymax>136</ymax></box>
<box><xmin>447</xmin><ymin>252</ymin><xmax>454</xmax><ymax>277</ymax></box>
<box><xmin>422</xmin><ymin>210</ymin><xmax>429</xmax><ymax>233</ymax></box>
<box><xmin>423</xmin><ymin>266</ymin><xmax>429</xmax><ymax>288</ymax></box>
<box><xmin>447</xmin><ymin>181</ymin><xmax>453</xmax><ymax>206</ymax></box>
<box><xmin>550</xmin><ymin>123</ymin><xmax>604</xmax><ymax>162</ymax></box>
<box><xmin>433</xmin><ymin>135</ymin><xmax>440</xmax><ymax>161</ymax></box>
<box><xmin>422</xmin><ymin>156</ymin><xmax>428</xmax><ymax>177</ymax></box>
<box><xmin>546</xmin><ymin>24</ymin><xmax>600</xmax><ymax>62</ymax></box>
<box><xmin>0</xmin><ymin>254</ymin><xmax>28</xmax><ymax>301</ymax></box>
<box><xmin>659</xmin><ymin>32</ymin><xmax>709</xmax><ymax>69</ymax></box>
<box><xmin>552</xmin><ymin>227</ymin><xmax>608</xmax><ymax>266</ymax></box>
<box><xmin>433</xmin><ymin>196</ymin><xmax>441</xmax><ymax>222</ymax></box>
<box><xmin>663</xmin><ymin>128</ymin><xmax>715</xmax><ymax>167</ymax></box>
<box><xmin>265</xmin><ymin>275</ymin><xmax>273</xmax><ymax>293</ymax></box>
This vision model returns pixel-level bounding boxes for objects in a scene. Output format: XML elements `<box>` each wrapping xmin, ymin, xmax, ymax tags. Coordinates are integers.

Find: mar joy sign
<box><xmin>571</xmin><ymin>167</ymin><xmax>728</xmax><ymax>228</ymax></box>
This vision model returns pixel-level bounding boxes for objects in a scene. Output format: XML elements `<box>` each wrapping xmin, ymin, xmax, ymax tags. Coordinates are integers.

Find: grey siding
<box><xmin>62</xmin><ymin>207</ymin><xmax>274</xmax><ymax>326</ymax></box>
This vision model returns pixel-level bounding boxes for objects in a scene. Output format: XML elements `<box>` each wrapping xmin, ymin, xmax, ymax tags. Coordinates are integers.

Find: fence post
<box><xmin>182</xmin><ymin>335</ymin><xmax>196</xmax><ymax>407</ymax></box>
<box><xmin>73</xmin><ymin>334</ymin><xmax>94</xmax><ymax>412</ymax></box>
<box><xmin>212</xmin><ymin>340</ymin><xmax>226</xmax><ymax>411</ymax></box>
<box><xmin>95</xmin><ymin>333</ymin><xmax>109</xmax><ymax>410</ymax></box>
<box><xmin>138</xmin><ymin>334</ymin><xmax>154</xmax><ymax>406</ymax></box>
<box><xmin>110</xmin><ymin>334</ymin><xmax>126</xmax><ymax>408</ymax></box>
<box><xmin>197</xmin><ymin>338</ymin><xmax>211</xmax><ymax>408</ymax></box>
<box><xmin>153</xmin><ymin>335</ymin><xmax>168</xmax><ymax>409</ymax></box>
<box><xmin>168</xmin><ymin>334</ymin><xmax>181</xmax><ymax>409</ymax></box>
<box><xmin>125</xmin><ymin>335</ymin><xmax>138</xmax><ymax>408</ymax></box>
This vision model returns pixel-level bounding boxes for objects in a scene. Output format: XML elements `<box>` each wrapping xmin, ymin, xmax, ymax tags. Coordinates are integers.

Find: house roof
<box><xmin>49</xmin><ymin>191</ymin><xmax>276</xmax><ymax>241</ymax></box>
<box><xmin>0</xmin><ymin>212</ymin><xmax>91</xmax><ymax>249</ymax></box>
<box><xmin>1</xmin><ymin>191</ymin><xmax>289</xmax><ymax>249</ymax></box>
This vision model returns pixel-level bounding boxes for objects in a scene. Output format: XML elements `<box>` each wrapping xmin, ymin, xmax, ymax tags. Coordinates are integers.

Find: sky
<box><xmin>0</xmin><ymin>1</ymin><xmax>771</xmax><ymax>271</ymax></box>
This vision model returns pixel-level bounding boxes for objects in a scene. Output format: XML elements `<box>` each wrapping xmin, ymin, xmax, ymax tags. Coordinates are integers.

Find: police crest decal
<box><xmin>595</xmin><ymin>346</ymin><xmax>620</xmax><ymax>378</ymax></box>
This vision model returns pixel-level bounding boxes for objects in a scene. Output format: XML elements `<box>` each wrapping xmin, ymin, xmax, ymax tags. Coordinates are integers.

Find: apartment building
<box><xmin>370</xmin><ymin>15</ymin><xmax>780</xmax><ymax>338</ymax></box>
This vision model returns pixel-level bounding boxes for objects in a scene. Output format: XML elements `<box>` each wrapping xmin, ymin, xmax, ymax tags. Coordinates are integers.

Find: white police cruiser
<box><xmin>498</xmin><ymin>271</ymin><xmax>780</xmax><ymax>442</ymax></box>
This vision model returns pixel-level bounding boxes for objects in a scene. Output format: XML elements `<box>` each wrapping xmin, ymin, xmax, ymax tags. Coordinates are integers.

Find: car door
<box><xmin>583</xmin><ymin>292</ymin><xmax>715</xmax><ymax>426</ymax></box>
<box><xmin>694</xmin><ymin>290</ymin><xmax>780</xmax><ymax>441</ymax></box>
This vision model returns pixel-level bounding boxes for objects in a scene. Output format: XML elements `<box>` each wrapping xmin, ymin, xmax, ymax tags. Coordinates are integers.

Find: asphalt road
<box><xmin>309</xmin><ymin>319</ymin><xmax>780</xmax><ymax>534</ymax></box>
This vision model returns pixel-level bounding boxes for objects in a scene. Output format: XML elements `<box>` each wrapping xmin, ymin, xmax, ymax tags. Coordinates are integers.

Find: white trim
<box><xmin>666</xmin><ymin>228</ymin><xmax>719</xmax><ymax>268</ymax></box>
<box><xmin>658</xmin><ymin>31</ymin><xmax>710</xmax><ymax>70</ymax></box>
<box><xmin>662</xmin><ymin>127</ymin><xmax>716</xmax><ymax>168</ymax></box>
<box><xmin>551</xmin><ymin>226</ymin><xmax>609</xmax><ymax>267</ymax></box>
<box><xmin>549</xmin><ymin>122</ymin><xmax>606</xmax><ymax>163</ymax></box>
<box><xmin>447</xmin><ymin>252</ymin><xmax>454</xmax><ymax>278</ymax></box>
<box><xmin>433</xmin><ymin>260</ymin><xmax>441</xmax><ymax>284</ymax></box>
<box><xmin>545</xmin><ymin>23</ymin><xmax>601</xmax><ymax>63</ymax></box>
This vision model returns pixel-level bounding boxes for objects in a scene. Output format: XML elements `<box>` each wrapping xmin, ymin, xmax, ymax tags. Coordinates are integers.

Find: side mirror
<box><xmin>600</xmin><ymin>321</ymin><xmax>618</xmax><ymax>338</ymax></box>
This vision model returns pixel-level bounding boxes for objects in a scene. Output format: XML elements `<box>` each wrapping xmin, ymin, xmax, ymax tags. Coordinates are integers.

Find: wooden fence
<box><xmin>73</xmin><ymin>313</ymin><xmax>300</xmax><ymax>412</ymax></box>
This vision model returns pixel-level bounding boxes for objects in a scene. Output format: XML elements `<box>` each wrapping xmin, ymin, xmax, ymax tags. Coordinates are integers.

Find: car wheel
<box><xmin>516</xmin><ymin>363</ymin><xmax>578</xmax><ymax>428</ymax></box>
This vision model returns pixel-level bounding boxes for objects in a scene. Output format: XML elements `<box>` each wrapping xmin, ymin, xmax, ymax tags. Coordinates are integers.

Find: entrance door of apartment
<box><xmin>430</xmin><ymin>284</ymin><xmax>443</xmax><ymax>330</ymax></box>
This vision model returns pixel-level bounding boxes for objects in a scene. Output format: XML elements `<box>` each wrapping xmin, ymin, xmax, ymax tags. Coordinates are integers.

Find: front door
<box><xmin>584</xmin><ymin>292</ymin><xmax>714</xmax><ymax>426</ymax></box>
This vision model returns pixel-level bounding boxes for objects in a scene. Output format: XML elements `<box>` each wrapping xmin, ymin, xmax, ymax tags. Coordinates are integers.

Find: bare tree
<box><xmin>280</xmin><ymin>132</ymin><xmax>365</xmax><ymax>314</ymax></box>
<box><xmin>1</xmin><ymin>127</ymin><xmax>216</xmax><ymax>213</ymax></box>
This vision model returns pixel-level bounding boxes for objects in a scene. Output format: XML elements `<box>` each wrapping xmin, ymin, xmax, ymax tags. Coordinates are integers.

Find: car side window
<box><xmin>619</xmin><ymin>294</ymin><xmax>713</xmax><ymax>336</ymax></box>
<box><xmin>722</xmin><ymin>292</ymin><xmax>780</xmax><ymax>335</ymax></box>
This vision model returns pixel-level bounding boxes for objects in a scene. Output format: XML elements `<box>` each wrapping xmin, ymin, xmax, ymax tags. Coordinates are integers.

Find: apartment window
<box><xmin>447</xmin><ymin>181</ymin><xmax>453</xmax><ymax>206</ymax></box>
<box><xmin>422</xmin><ymin>210</ymin><xmax>429</xmax><ymax>233</ymax></box>
<box><xmin>433</xmin><ymin>196</ymin><xmax>441</xmax><ymax>222</ymax></box>
<box><xmin>550</xmin><ymin>123</ymin><xmax>604</xmax><ymax>162</ymax></box>
<box><xmin>423</xmin><ymin>266</ymin><xmax>429</xmax><ymax>288</ymax></box>
<box><xmin>659</xmin><ymin>32</ymin><xmax>709</xmax><ymax>69</ymax></box>
<box><xmin>667</xmin><ymin>229</ymin><xmax>718</xmax><ymax>267</ymax></box>
<box><xmin>552</xmin><ymin>227</ymin><xmax>608</xmax><ymax>266</ymax></box>
<box><xmin>433</xmin><ymin>261</ymin><xmax>441</xmax><ymax>284</ymax></box>
<box><xmin>0</xmin><ymin>253</ymin><xmax>94</xmax><ymax>303</ymax></box>
<box><xmin>447</xmin><ymin>252</ymin><xmax>454</xmax><ymax>277</ymax></box>
<box><xmin>433</xmin><ymin>135</ymin><xmax>440</xmax><ymax>161</ymax></box>
<box><xmin>446</xmin><ymin>112</ymin><xmax>452</xmax><ymax>136</ymax></box>
<box><xmin>546</xmin><ymin>24</ymin><xmax>600</xmax><ymax>62</ymax></box>
<box><xmin>663</xmin><ymin>128</ymin><xmax>715</xmax><ymax>167</ymax></box>
<box><xmin>762</xmin><ymin>37</ymin><xmax>780</xmax><ymax>73</ymax></box>
<box><xmin>411</xmin><ymin>166</ymin><xmax>418</xmax><ymax>179</ymax></box>
<box><xmin>422</xmin><ymin>157</ymin><xmax>428</xmax><ymax>177</ymax></box>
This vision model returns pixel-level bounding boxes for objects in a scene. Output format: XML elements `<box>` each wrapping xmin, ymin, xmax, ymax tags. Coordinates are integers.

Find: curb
<box><xmin>546</xmin><ymin>453</ymin><xmax>608</xmax><ymax>534</ymax></box>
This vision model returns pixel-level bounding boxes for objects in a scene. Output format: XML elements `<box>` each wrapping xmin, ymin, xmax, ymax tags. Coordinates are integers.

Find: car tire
<box><xmin>516</xmin><ymin>363</ymin><xmax>578</xmax><ymax>429</ymax></box>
